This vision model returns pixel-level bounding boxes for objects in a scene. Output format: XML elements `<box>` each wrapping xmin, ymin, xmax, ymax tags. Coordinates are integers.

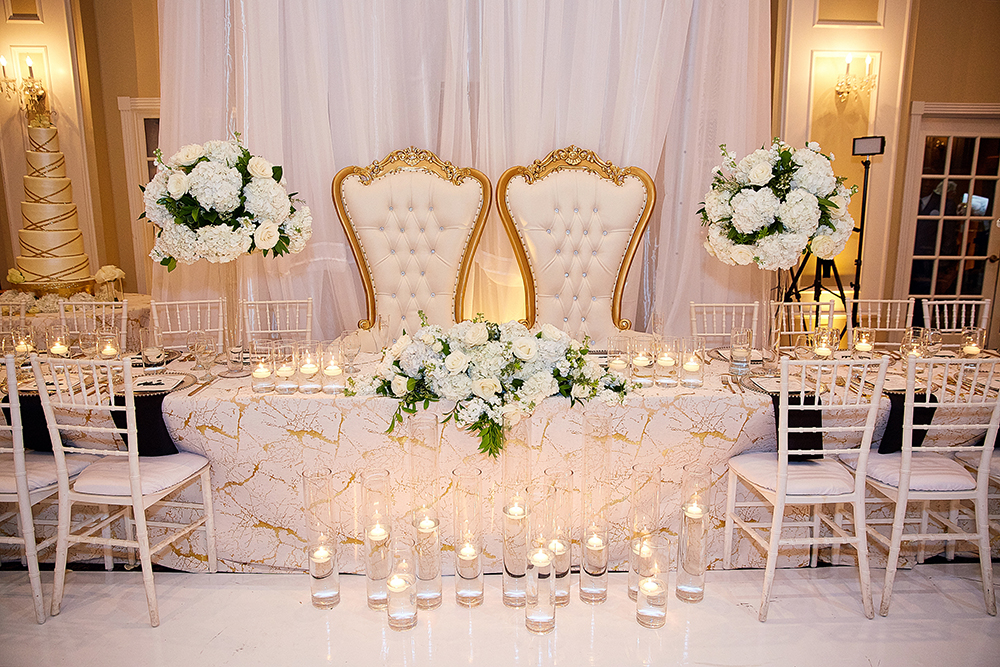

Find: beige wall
<box><xmin>883</xmin><ymin>0</ymin><xmax>1000</xmax><ymax>296</ymax></box>
<box><xmin>77</xmin><ymin>0</ymin><xmax>158</xmax><ymax>293</ymax></box>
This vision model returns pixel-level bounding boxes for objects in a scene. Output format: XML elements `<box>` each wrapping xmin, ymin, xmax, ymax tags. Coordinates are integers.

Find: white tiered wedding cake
<box><xmin>16</xmin><ymin>125</ymin><xmax>92</xmax><ymax>287</ymax></box>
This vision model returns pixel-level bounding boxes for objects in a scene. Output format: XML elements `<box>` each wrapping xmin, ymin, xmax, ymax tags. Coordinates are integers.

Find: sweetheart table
<box><xmin>149</xmin><ymin>359</ymin><xmax>906</xmax><ymax>575</ymax></box>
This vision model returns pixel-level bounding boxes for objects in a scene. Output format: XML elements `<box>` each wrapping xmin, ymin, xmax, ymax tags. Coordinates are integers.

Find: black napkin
<box><xmin>771</xmin><ymin>393</ymin><xmax>823</xmax><ymax>462</ymax></box>
<box><xmin>877</xmin><ymin>392</ymin><xmax>938</xmax><ymax>454</ymax></box>
<box><xmin>2</xmin><ymin>392</ymin><xmax>178</xmax><ymax>456</ymax></box>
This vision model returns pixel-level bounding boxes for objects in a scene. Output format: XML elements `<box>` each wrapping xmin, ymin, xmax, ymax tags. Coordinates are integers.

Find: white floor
<box><xmin>1</xmin><ymin>565</ymin><xmax>998</xmax><ymax>666</ymax></box>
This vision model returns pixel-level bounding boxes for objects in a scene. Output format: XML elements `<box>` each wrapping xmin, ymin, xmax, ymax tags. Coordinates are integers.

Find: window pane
<box><xmin>971</xmin><ymin>179</ymin><xmax>996</xmax><ymax>216</ymax></box>
<box><xmin>950</xmin><ymin>137</ymin><xmax>976</xmax><ymax>175</ymax></box>
<box><xmin>147</xmin><ymin>161</ymin><xmax>157</xmax><ymax>182</ymax></box>
<box><xmin>144</xmin><ymin>118</ymin><xmax>160</xmax><ymax>156</ymax></box>
<box><xmin>913</xmin><ymin>219</ymin><xmax>938</xmax><ymax>255</ymax></box>
<box><xmin>935</xmin><ymin>259</ymin><xmax>960</xmax><ymax>295</ymax></box>
<box><xmin>919</xmin><ymin>178</ymin><xmax>944</xmax><ymax>215</ymax></box>
<box><xmin>949</xmin><ymin>178</ymin><xmax>972</xmax><ymax>216</ymax></box>
<box><xmin>923</xmin><ymin>136</ymin><xmax>948</xmax><ymax>174</ymax></box>
<box><xmin>966</xmin><ymin>220</ymin><xmax>991</xmax><ymax>256</ymax></box>
<box><xmin>978</xmin><ymin>138</ymin><xmax>1000</xmax><ymax>176</ymax></box>
<box><xmin>961</xmin><ymin>259</ymin><xmax>986</xmax><ymax>295</ymax></box>
<box><xmin>939</xmin><ymin>220</ymin><xmax>964</xmax><ymax>256</ymax></box>
<box><xmin>909</xmin><ymin>259</ymin><xmax>935</xmax><ymax>295</ymax></box>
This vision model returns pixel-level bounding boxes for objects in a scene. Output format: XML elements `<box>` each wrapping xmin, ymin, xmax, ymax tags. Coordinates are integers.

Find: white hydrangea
<box><xmin>729</xmin><ymin>187</ymin><xmax>780</xmax><ymax>235</ymax></box>
<box><xmin>196</xmin><ymin>223</ymin><xmax>254</xmax><ymax>263</ymax></box>
<box><xmin>791</xmin><ymin>149</ymin><xmax>837</xmax><ymax>197</ymax></box>
<box><xmin>143</xmin><ymin>169</ymin><xmax>172</xmax><ymax>225</ymax></box>
<box><xmin>244</xmin><ymin>177</ymin><xmax>290</xmax><ymax>225</ymax></box>
<box><xmin>754</xmin><ymin>232</ymin><xmax>809</xmax><ymax>271</ymax></box>
<box><xmin>151</xmin><ymin>220</ymin><xmax>201</xmax><ymax>265</ymax></box>
<box><xmin>703</xmin><ymin>189</ymin><xmax>733</xmax><ymax>222</ymax></box>
<box><xmin>705</xmin><ymin>224</ymin><xmax>737</xmax><ymax>266</ymax></box>
<box><xmin>778</xmin><ymin>188</ymin><xmax>820</xmax><ymax>235</ymax></box>
<box><xmin>282</xmin><ymin>206</ymin><xmax>313</xmax><ymax>254</ymax></box>
<box><xmin>188</xmin><ymin>161</ymin><xmax>242</xmax><ymax>214</ymax></box>
<box><xmin>203</xmin><ymin>140</ymin><xmax>243</xmax><ymax>167</ymax></box>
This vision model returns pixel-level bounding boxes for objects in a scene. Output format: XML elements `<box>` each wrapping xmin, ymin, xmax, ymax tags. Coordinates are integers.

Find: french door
<box><xmin>898</xmin><ymin>106</ymin><xmax>1000</xmax><ymax>343</ymax></box>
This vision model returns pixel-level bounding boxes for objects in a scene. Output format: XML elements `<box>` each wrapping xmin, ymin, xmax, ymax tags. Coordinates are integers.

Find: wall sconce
<box><xmin>1</xmin><ymin>55</ymin><xmax>51</xmax><ymax>127</ymax></box>
<box><xmin>0</xmin><ymin>56</ymin><xmax>17</xmax><ymax>99</ymax></box>
<box><xmin>835</xmin><ymin>53</ymin><xmax>877</xmax><ymax>102</ymax></box>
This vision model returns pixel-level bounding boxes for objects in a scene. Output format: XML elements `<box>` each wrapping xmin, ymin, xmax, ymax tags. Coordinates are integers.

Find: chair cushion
<box><xmin>955</xmin><ymin>450</ymin><xmax>1000</xmax><ymax>478</ymax></box>
<box><xmin>729</xmin><ymin>451</ymin><xmax>856</xmax><ymax>496</ymax></box>
<box><xmin>0</xmin><ymin>452</ymin><xmax>98</xmax><ymax>493</ymax></box>
<box><xmin>865</xmin><ymin>451</ymin><xmax>975</xmax><ymax>491</ymax></box>
<box><xmin>72</xmin><ymin>452</ymin><xmax>208</xmax><ymax>496</ymax></box>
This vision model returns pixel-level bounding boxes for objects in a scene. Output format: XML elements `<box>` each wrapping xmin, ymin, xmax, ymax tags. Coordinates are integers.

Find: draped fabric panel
<box><xmin>155</xmin><ymin>0</ymin><xmax>771</xmax><ymax>340</ymax></box>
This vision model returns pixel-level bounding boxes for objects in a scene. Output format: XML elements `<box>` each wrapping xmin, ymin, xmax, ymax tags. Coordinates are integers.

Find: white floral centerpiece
<box><xmin>140</xmin><ymin>134</ymin><xmax>312</xmax><ymax>271</ymax></box>
<box><xmin>700</xmin><ymin>139</ymin><xmax>856</xmax><ymax>270</ymax></box>
<box><xmin>346</xmin><ymin>315</ymin><xmax>633</xmax><ymax>457</ymax></box>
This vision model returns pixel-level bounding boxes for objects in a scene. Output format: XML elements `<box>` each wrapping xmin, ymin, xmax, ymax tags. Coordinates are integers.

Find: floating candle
<box><xmin>417</xmin><ymin>517</ymin><xmax>437</xmax><ymax>533</ymax></box>
<box><xmin>387</xmin><ymin>574</ymin><xmax>409</xmax><ymax>592</ymax></box>
<box><xmin>14</xmin><ymin>342</ymin><xmax>29</xmax><ymax>354</ymax></box>
<box><xmin>547</xmin><ymin>539</ymin><xmax>568</xmax><ymax>556</ymax></box>
<box><xmin>458</xmin><ymin>544</ymin><xmax>478</xmax><ymax>561</ymax></box>
<box><xmin>311</xmin><ymin>545</ymin><xmax>332</xmax><ymax>565</ymax></box>
<box><xmin>276</xmin><ymin>364</ymin><xmax>295</xmax><ymax>378</ymax></box>
<box><xmin>252</xmin><ymin>365</ymin><xmax>272</xmax><ymax>379</ymax></box>
<box><xmin>300</xmin><ymin>362</ymin><xmax>319</xmax><ymax>375</ymax></box>
<box><xmin>50</xmin><ymin>343</ymin><xmax>69</xmax><ymax>356</ymax></box>
<box><xmin>323</xmin><ymin>364</ymin><xmax>343</xmax><ymax>377</ymax></box>
<box><xmin>633</xmin><ymin>355</ymin><xmax>650</xmax><ymax>367</ymax></box>
<box><xmin>684</xmin><ymin>504</ymin><xmax>704</xmax><ymax>520</ymax></box>
<box><xmin>814</xmin><ymin>346</ymin><xmax>832</xmax><ymax>358</ymax></box>
<box><xmin>368</xmin><ymin>524</ymin><xmax>388</xmax><ymax>542</ymax></box>
<box><xmin>608</xmin><ymin>358</ymin><xmax>628</xmax><ymax>371</ymax></box>
<box><xmin>506</xmin><ymin>502</ymin><xmax>525</xmax><ymax>518</ymax></box>
<box><xmin>586</xmin><ymin>534</ymin><xmax>604</xmax><ymax>550</ymax></box>
<box><xmin>964</xmin><ymin>344</ymin><xmax>981</xmax><ymax>356</ymax></box>
<box><xmin>530</xmin><ymin>550</ymin><xmax>552</xmax><ymax>567</ymax></box>
<box><xmin>639</xmin><ymin>578</ymin><xmax>663</xmax><ymax>595</ymax></box>
<box><xmin>657</xmin><ymin>355</ymin><xmax>675</xmax><ymax>368</ymax></box>
<box><xmin>101</xmin><ymin>344</ymin><xmax>118</xmax><ymax>356</ymax></box>
<box><xmin>854</xmin><ymin>342</ymin><xmax>873</xmax><ymax>353</ymax></box>
<box><xmin>682</xmin><ymin>361</ymin><xmax>700</xmax><ymax>373</ymax></box>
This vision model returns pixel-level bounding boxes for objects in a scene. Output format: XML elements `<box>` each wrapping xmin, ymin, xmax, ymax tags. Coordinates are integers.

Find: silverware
<box><xmin>187</xmin><ymin>376</ymin><xmax>218</xmax><ymax>396</ymax></box>
<box><xmin>721</xmin><ymin>375</ymin><xmax>736</xmax><ymax>394</ymax></box>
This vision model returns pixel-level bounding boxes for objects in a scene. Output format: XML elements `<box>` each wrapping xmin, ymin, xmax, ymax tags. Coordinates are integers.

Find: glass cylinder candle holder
<box><xmin>543</xmin><ymin>466</ymin><xmax>573</xmax><ymax>607</ymax></box>
<box><xmin>812</xmin><ymin>327</ymin><xmax>836</xmax><ymax>359</ymax></box>
<box><xmin>302</xmin><ymin>468</ymin><xmax>339</xmax><ymax>609</ymax></box>
<box><xmin>306</xmin><ymin>542</ymin><xmax>339</xmax><ymax>609</ymax></box>
<box><xmin>362</xmin><ymin>469</ymin><xmax>392</xmax><ymax>610</ymax></box>
<box><xmin>525</xmin><ymin>482</ymin><xmax>556</xmax><ymax>635</ymax></box>
<box><xmin>962</xmin><ymin>327</ymin><xmax>984</xmax><ymax>358</ymax></box>
<box><xmin>900</xmin><ymin>327</ymin><xmax>924</xmax><ymax>359</ymax></box>
<box><xmin>408</xmin><ymin>414</ymin><xmax>442</xmax><ymax>610</ymax></box>
<box><xmin>676</xmin><ymin>463</ymin><xmax>711</xmax><ymax>603</ymax></box>
<box><xmin>296</xmin><ymin>341</ymin><xmax>322</xmax><ymax>394</ymax></box>
<box><xmin>607</xmin><ymin>334</ymin><xmax>629</xmax><ymax>373</ymax></box>
<box><xmin>98</xmin><ymin>331</ymin><xmax>121</xmax><ymax>361</ymax></box>
<box><xmin>386</xmin><ymin>537</ymin><xmax>418</xmax><ymax>631</ymax></box>
<box><xmin>654</xmin><ymin>336</ymin><xmax>679</xmax><ymax>387</ymax></box>
<box><xmin>501</xmin><ymin>417</ymin><xmax>531</xmax><ymax>608</ymax></box>
<box><xmin>250</xmin><ymin>341</ymin><xmax>276</xmax><ymax>393</ymax></box>
<box><xmin>629</xmin><ymin>463</ymin><xmax>661</xmax><ymax>601</ymax></box>
<box><xmin>320</xmin><ymin>341</ymin><xmax>346</xmax><ymax>394</ymax></box>
<box><xmin>139</xmin><ymin>328</ymin><xmax>166</xmax><ymax>370</ymax></box>
<box><xmin>728</xmin><ymin>328</ymin><xmax>753</xmax><ymax>377</ymax></box>
<box><xmin>636</xmin><ymin>535</ymin><xmax>671</xmax><ymax>629</ymax></box>
<box><xmin>222</xmin><ymin>329</ymin><xmax>249</xmax><ymax>378</ymax></box>
<box><xmin>678</xmin><ymin>337</ymin><xmax>703</xmax><ymax>388</ymax></box>
<box><xmin>46</xmin><ymin>324</ymin><xmax>71</xmax><ymax>359</ymax></box>
<box><xmin>453</xmin><ymin>466</ymin><xmax>484</xmax><ymax>607</ymax></box>
<box><xmin>581</xmin><ymin>413</ymin><xmax>610</xmax><ymax>603</ymax></box>
<box><xmin>630</xmin><ymin>333</ymin><xmax>655</xmax><ymax>387</ymax></box>
<box><xmin>273</xmin><ymin>341</ymin><xmax>298</xmax><ymax>394</ymax></box>
<box><xmin>852</xmin><ymin>326</ymin><xmax>875</xmax><ymax>358</ymax></box>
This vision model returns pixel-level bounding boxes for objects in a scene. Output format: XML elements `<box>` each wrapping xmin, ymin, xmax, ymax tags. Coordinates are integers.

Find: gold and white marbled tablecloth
<box><xmin>25</xmin><ymin>293</ymin><xmax>151</xmax><ymax>353</ymax></box>
<box><xmin>152</xmin><ymin>362</ymin><xmax>910</xmax><ymax>575</ymax></box>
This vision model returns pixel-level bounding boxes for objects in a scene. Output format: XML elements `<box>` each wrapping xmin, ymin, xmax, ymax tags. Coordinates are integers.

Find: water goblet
<box><xmin>341</xmin><ymin>330</ymin><xmax>362</xmax><ymax>373</ymax></box>
<box><xmin>79</xmin><ymin>331</ymin><xmax>100</xmax><ymax>359</ymax></box>
<box><xmin>922</xmin><ymin>329</ymin><xmax>943</xmax><ymax>357</ymax></box>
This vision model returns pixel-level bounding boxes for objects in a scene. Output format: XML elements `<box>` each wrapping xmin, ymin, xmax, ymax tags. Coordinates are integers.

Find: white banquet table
<box><xmin>150</xmin><ymin>359</ymin><xmax>912</xmax><ymax>575</ymax></box>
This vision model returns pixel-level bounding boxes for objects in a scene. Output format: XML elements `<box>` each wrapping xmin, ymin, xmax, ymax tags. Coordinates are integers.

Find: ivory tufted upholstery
<box><xmin>333</xmin><ymin>148</ymin><xmax>491</xmax><ymax>331</ymax></box>
<box><xmin>498</xmin><ymin>146</ymin><xmax>654</xmax><ymax>344</ymax></box>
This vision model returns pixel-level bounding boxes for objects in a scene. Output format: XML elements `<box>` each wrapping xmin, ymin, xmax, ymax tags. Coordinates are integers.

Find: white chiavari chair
<box><xmin>150</xmin><ymin>298</ymin><xmax>226</xmax><ymax>352</ymax></box>
<box><xmin>32</xmin><ymin>356</ymin><xmax>217</xmax><ymax>627</ymax></box>
<box><xmin>723</xmin><ymin>356</ymin><xmax>889</xmax><ymax>621</ymax></box>
<box><xmin>0</xmin><ymin>354</ymin><xmax>96</xmax><ymax>624</ymax></box>
<box><xmin>774</xmin><ymin>300</ymin><xmax>836</xmax><ymax>353</ymax></box>
<box><xmin>689</xmin><ymin>301</ymin><xmax>760</xmax><ymax>348</ymax></box>
<box><xmin>864</xmin><ymin>356</ymin><xmax>999</xmax><ymax>616</ymax></box>
<box><xmin>241</xmin><ymin>298</ymin><xmax>313</xmax><ymax>343</ymax></box>
<box><xmin>922</xmin><ymin>298</ymin><xmax>991</xmax><ymax>348</ymax></box>
<box><xmin>0</xmin><ymin>302</ymin><xmax>27</xmax><ymax>337</ymax></box>
<box><xmin>844</xmin><ymin>298</ymin><xmax>915</xmax><ymax>351</ymax></box>
<box><xmin>59</xmin><ymin>300</ymin><xmax>128</xmax><ymax>351</ymax></box>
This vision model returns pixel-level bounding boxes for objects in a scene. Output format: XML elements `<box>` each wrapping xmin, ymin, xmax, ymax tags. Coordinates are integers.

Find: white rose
<box><xmin>445</xmin><ymin>350</ymin><xmax>470</xmax><ymax>374</ymax></box>
<box><xmin>166</xmin><ymin>172</ymin><xmax>190</xmax><ymax>198</ymax></box>
<box><xmin>419</xmin><ymin>333</ymin><xmax>434</xmax><ymax>345</ymax></box>
<box><xmin>94</xmin><ymin>264</ymin><xmax>125</xmax><ymax>283</ymax></box>
<box><xmin>471</xmin><ymin>377</ymin><xmax>501</xmax><ymax>399</ymax></box>
<box><xmin>571</xmin><ymin>383</ymin><xmax>589</xmax><ymax>399</ymax></box>
<box><xmin>248</xmin><ymin>156</ymin><xmax>274</xmax><ymax>179</ymax></box>
<box><xmin>432</xmin><ymin>341</ymin><xmax>443</xmax><ymax>353</ymax></box>
<box><xmin>388</xmin><ymin>334</ymin><xmax>411</xmax><ymax>360</ymax></box>
<box><xmin>391</xmin><ymin>374</ymin><xmax>410</xmax><ymax>397</ymax></box>
<box><xmin>730</xmin><ymin>245</ymin><xmax>755</xmax><ymax>265</ymax></box>
<box><xmin>540</xmin><ymin>323</ymin><xmax>563</xmax><ymax>341</ymax></box>
<box><xmin>748</xmin><ymin>161</ymin><xmax>773</xmax><ymax>186</ymax></box>
<box><xmin>169</xmin><ymin>143</ymin><xmax>204</xmax><ymax>167</ymax></box>
<box><xmin>811</xmin><ymin>234</ymin><xmax>844</xmax><ymax>260</ymax></box>
<box><xmin>464</xmin><ymin>322</ymin><xmax>489</xmax><ymax>346</ymax></box>
<box><xmin>512</xmin><ymin>336</ymin><xmax>538</xmax><ymax>361</ymax></box>
<box><xmin>829</xmin><ymin>194</ymin><xmax>850</xmax><ymax>220</ymax></box>
<box><xmin>253</xmin><ymin>222</ymin><xmax>281</xmax><ymax>250</ymax></box>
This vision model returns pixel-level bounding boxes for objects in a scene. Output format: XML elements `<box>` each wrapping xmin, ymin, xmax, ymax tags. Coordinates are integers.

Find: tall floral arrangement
<box><xmin>699</xmin><ymin>139</ymin><xmax>856</xmax><ymax>270</ymax></box>
<box><xmin>347</xmin><ymin>315</ymin><xmax>632</xmax><ymax>457</ymax></box>
<box><xmin>140</xmin><ymin>135</ymin><xmax>312</xmax><ymax>271</ymax></box>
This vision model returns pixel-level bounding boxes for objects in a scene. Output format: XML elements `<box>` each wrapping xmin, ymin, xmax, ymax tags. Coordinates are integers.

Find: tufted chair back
<box><xmin>497</xmin><ymin>146</ymin><xmax>655</xmax><ymax>342</ymax></box>
<box><xmin>333</xmin><ymin>147</ymin><xmax>491</xmax><ymax>333</ymax></box>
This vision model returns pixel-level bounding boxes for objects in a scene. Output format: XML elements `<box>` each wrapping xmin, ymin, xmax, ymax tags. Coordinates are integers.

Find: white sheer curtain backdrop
<box><xmin>155</xmin><ymin>0</ymin><xmax>771</xmax><ymax>340</ymax></box>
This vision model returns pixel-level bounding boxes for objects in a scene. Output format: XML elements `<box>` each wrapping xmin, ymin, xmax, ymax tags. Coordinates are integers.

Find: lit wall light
<box><xmin>835</xmin><ymin>53</ymin><xmax>877</xmax><ymax>102</ymax></box>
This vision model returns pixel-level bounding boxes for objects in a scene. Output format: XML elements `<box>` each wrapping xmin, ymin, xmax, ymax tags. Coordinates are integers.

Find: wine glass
<box><xmin>79</xmin><ymin>331</ymin><xmax>100</xmax><ymax>359</ymax></box>
<box><xmin>340</xmin><ymin>330</ymin><xmax>362</xmax><ymax>373</ymax></box>
<box><xmin>922</xmin><ymin>329</ymin><xmax>943</xmax><ymax>357</ymax></box>
<box><xmin>187</xmin><ymin>330</ymin><xmax>214</xmax><ymax>381</ymax></box>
